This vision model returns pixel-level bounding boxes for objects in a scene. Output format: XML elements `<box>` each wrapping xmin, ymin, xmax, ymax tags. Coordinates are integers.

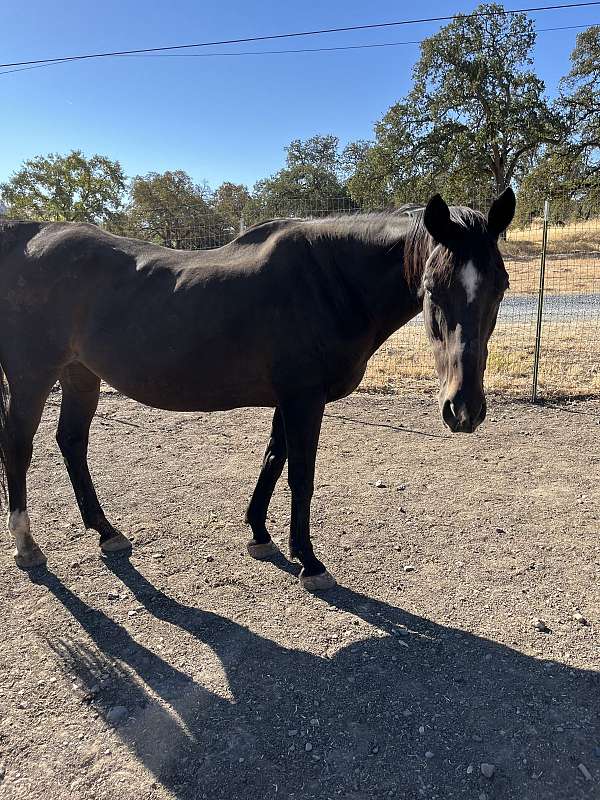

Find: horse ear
<box><xmin>423</xmin><ymin>194</ymin><xmax>453</xmax><ymax>245</ymax></box>
<box><xmin>488</xmin><ymin>187</ymin><xmax>516</xmax><ymax>239</ymax></box>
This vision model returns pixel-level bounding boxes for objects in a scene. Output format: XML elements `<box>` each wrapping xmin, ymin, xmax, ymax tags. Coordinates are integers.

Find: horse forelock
<box><xmin>404</xmin><ymin>206</ymin><xmax>492</xmax><ymax>289</ymax></box>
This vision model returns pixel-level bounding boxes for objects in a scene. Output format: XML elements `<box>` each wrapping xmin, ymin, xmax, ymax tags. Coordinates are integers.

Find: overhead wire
<box><xmin>0</xmin><ymin>1</ymin><xmax>599</xmax><ymax>71</ymax></box>
<box><xmin>0</xmin><ymin>21</ymin><xmax>597</xmax><ymax>77</ymax></box>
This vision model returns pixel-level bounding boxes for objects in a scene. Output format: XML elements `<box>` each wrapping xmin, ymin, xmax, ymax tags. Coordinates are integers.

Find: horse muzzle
<box><xmin>441</xmin><ymin>395</ymin><xmax>487</xmax><ymax>433</ymax></box>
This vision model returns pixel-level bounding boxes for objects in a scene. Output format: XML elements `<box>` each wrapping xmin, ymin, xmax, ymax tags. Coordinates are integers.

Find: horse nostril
<box><xmin>468</xmin><ymin>400</ymin><xmax>486</xmax><ymax>431</ymax></box>
<box><xmin>442</xmin><ymin>399</ymin><xmax>459</xmax><ymax>431</ymax></box>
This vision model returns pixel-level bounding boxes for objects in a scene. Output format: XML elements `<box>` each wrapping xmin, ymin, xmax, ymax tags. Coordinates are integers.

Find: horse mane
<box><xmin>302</xmin><ymin>212</ymin><xmax>408</xmax><ymax>246</ymax></box>
<box><xmin>394</xmin><ymin>203</ymin><xmax>426</xmax><ymax>217</ymax></box>
<box><xmin>233</xmin><ymin>206</ymin><xmax>491</xmax><ymax>290</ymax></box>
<box><xmin>295</xmin><ymin>207</ymin><xmax>490</xmax><ymax>290</ymax></box>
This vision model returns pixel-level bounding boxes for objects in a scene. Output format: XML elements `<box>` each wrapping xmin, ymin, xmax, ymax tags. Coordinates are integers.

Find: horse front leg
<box><xmin>245</xmin><ymin>408</ymin><xmax>287</xmax><ymax>559</ymax></box>
<box><xmin>280</xmin><ymin>393</ymin><xmax>336</xmax><ymax>591</ymax></box>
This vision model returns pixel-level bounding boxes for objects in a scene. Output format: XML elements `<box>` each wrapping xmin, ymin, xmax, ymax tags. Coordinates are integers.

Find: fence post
<box><xmin>531</xmin><ymin>199</ymin><xmax>550</xmax><ymax>403</ymax></box>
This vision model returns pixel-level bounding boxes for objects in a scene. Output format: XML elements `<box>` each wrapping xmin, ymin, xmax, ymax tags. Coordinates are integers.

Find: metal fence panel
<box><xmin>532</xmin><ymin>204</ymin><xmax>600</xmax><ymax>398</ymax></box>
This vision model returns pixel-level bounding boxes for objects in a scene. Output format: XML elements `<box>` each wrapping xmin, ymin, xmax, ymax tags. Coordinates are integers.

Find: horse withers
<box><xmin>0</xmin><ymin>189</ymin><xmax>515</xmax><ymax>590</ymax></box>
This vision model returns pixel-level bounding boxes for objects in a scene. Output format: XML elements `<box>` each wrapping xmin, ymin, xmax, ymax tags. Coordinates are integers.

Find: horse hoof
<box><xmin>247</xmin><ymin>540</ymin><xmax>279</xmax><ymax>560</ymax></box>
<box><xmin>100</xmin><ymin>532</ymin><xmax>132</xmax><ymax>554</ymax></box>
<box><xmin>299</xmin><ymin>570</ymin><xmax>337</xmax><ymax>592</ymax></box>
<box><xmin>14</xmin><ymin>546</ymin><xmax>48</xmax><ymax>570</ymax></box>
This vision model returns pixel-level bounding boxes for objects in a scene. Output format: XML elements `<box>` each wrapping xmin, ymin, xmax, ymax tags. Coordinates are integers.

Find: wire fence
<box><xmin>131</xmin><ymin>194</ymin><xmax>600</xmax><ymax>401</ymax></box>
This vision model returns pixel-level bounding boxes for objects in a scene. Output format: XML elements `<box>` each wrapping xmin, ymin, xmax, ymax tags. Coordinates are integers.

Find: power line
<box><xmin>0</xmin><ymin>60</ymin><xmax>73</xmax><ymax>77</ymax></box>
<box><xmin>0</xmin><ymin>2</ymin><xmax>599</xmax><ymax>69</ymax></box>
<box><xmin>123</xmin><ymin>23</ymin><xmax>599</xmax><ymax>56</ymax></box>
<box><xmin>0</xmin><ymin>22</ymin><xmax>596</xmax><ymax>78</ymax></box>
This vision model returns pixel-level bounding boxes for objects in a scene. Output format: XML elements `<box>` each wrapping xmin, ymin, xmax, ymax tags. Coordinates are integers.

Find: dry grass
<box><xmin>506</xmin><ymin>217</ymin><xmax>600</xmax><ymax>250</ymax></box>
<box><xmin>501</xmin><ymin>218</ymin><xmax>600</xmax><ymax>296</ymax></box>
<box><xmin>505</xmin><ymin>254</ymin><xmax>600</xmax><ymax>296</ymax></box>
<box><xmin>361</xmin><ymin>319</ymin><xmax>600</xmax><ymax>398</ymax></box>
<box><xmin>500</xmin><ymin>218</ymin><xmax>600</xmax><ymax>296</ymax></box>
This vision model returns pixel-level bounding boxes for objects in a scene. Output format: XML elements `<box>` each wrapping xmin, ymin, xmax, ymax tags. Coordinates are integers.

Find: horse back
<box><xmin>0</xmin><ymin>220</ymin><xmax>47</xmax><ymax>257</ymax></box>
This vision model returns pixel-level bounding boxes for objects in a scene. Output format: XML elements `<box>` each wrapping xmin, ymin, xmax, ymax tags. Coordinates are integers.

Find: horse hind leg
<box><xmin>56</xmin><ymin>364</ymin><xmax>130</xmax><ymax>554</ymax></box>
<box><xmin>245</xmin><ymin>408</ymin><xmax>287</xmax><ymax>560</ymax></box>
<box><xmin>2</xmin><ymin>371</ymin><xmax>57</xmax><ymax>569</ymax></box>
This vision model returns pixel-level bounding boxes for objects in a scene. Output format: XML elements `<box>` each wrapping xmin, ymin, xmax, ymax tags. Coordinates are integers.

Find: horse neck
<box><xmin>320</xmin><ymin>228</ymin><xmax>424</xmax><ymax>343</ymax></box>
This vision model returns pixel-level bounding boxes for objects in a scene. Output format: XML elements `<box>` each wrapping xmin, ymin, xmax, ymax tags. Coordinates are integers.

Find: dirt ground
<box><xmin>0</xmin><ymin>389</ymin><xmax>599</xmax><ymax>800</ymax></box>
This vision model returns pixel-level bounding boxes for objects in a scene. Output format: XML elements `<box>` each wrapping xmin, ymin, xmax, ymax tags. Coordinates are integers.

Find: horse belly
<box><xmin>81</xmin><ymin>337</ymin><xmax>277</xmax><ymax>412</ymax></box>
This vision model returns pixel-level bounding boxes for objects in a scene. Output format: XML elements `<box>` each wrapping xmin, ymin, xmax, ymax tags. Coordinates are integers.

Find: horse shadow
<box><xmin>35</xmin><ymin>557</ymin><xmax>599</xmax><ymax>800</ymax></box>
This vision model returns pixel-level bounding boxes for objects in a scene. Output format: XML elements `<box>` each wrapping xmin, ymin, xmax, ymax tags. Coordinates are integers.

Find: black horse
<box><xmin>0</xmin><ymin>189</ymin><xmax>515</xmax><ymax>589</ymax></box>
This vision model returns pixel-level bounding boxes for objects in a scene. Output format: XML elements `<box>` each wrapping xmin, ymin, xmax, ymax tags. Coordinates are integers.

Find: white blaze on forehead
<box><xmin>460</xmin><ymin>260</ymin><xmax>481</xmax><ymax>304</ymax></box>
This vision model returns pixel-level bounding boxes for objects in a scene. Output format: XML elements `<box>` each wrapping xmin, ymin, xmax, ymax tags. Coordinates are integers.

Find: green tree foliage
<box><xmin>250</xmin><ymin>165</ymin><xmax>350</xmax><ymax>216</ymax></box>
<box><xmin>127</xmin><ymin>170</ymin><xmax>229</xmax><ymax>249</ymax></box>
<box><xmin>248</xmin><ymin>135</ymin><xmax>355</xmax><ymax>221</ymax></box>
<box><xmin>286</xmin><ymin>135</ymin><xmax>341</xmax><ymax>175</ymax></box>
<box><xmin>349</xmin><ymin>3</ymin><xmax>561</xmax><ymax>207</ymax></box>
<box><xmin>338</xmin><ymin>140</ymin><xmax>372</xmax><ymax>182</ymax></box>
<box><xmin>212</xmin><ymin>181</ymin><xmax>251</xmax><ymax>231</ymax></box>
<box><xmin>0</xmin><ymin>150</ymin><xmax>126</xmax><ymax>223</ymax></box>
<box><xmin>558</xmin><ymin>25</ymin><xmax>600</xmax><ymax>210</ymax></box>
<box><xmin>516</xmin><ymin>26</ymin><xmax>600</xmax><ymax>223</ymax></box>
<box><xmin>515</xmin><ymin>152</ymin><xmax>590</xmax><ymax>224</ymax></box>
<box><xmin>560</xmin><ymin>25</ymin><xmax>600</xmax><ymax>165</ymax></box>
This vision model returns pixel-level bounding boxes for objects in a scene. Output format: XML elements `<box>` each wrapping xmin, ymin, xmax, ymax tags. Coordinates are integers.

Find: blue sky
<box><xmin>1</xmin><ymin>1</ymin><xmax>599</xmax><ymax>190</ymax></box>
